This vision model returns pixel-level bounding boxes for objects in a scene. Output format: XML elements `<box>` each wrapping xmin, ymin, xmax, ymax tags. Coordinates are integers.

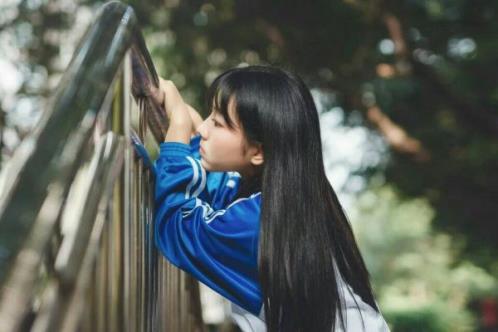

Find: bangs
<box><xmin>206</xmin><ymin>72</ymin><xmax>238</xmax><ymax>130</ymax></box>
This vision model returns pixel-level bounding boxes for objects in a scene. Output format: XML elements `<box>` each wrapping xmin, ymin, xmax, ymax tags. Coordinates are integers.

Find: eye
<box><xmin>211</xmin><ymin>118</ymin><xmax>222</xmax><ymax>127</ymax></box>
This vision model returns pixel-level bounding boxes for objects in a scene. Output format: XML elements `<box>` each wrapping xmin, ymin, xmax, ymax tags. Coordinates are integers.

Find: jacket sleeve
<box><xmin>154</xmin><ymin>140</ymin><xmax>263</xmax><ymax>316</ymax></box>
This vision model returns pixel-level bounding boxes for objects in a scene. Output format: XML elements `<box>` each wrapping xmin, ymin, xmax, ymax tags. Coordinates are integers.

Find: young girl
<box><xmin>154</xmin><ymin>65</ymin><xmax>390</xmax><ymax>332</ymax></box>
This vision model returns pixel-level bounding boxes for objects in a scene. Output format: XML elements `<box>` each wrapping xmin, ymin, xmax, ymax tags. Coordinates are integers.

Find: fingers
<box><xmin>158</xmin><ymin>77</ymin><xmax>193</xmax><ymax>129</ymax></box>
<box><xmin>158</xmin><ymin>77</ymin><xmax>184</xmax><ymax>120</ymax></box>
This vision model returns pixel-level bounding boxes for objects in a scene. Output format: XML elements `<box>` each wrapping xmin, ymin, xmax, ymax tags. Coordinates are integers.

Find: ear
<box><xmin>249</xmin><ymin>144</ymin><xmax>264</xmax><ymax>166</ymax></box>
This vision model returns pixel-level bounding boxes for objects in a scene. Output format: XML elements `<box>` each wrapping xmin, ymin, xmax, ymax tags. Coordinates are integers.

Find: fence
<box><xmin>0</xmin><ymin>2</ymin><xmax>204</xmax><ymax>331</ymax></box>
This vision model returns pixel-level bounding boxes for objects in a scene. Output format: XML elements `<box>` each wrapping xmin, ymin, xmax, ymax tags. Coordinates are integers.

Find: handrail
<box><xmin>0</xmin><ymin>2</ymin><xmax>204</xmax><ymax>331</ymax></box>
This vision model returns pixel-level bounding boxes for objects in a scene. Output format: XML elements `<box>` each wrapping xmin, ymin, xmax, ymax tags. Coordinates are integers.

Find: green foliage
<box><xmin>383</xmin><ymin>302</ymin><xmax>474</xmax><ymax>332</ymax></box>
<box><xmin>351</xmin><ymin>185</ymin><xmax>497</xmax><ymax>331</ymax></box>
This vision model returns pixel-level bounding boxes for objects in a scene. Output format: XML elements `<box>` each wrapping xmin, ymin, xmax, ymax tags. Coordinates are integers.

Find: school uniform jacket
<box><xmin>154</xmin><ymin>134</ymin><xmax>390</xmax><ymax>332</ymax></box>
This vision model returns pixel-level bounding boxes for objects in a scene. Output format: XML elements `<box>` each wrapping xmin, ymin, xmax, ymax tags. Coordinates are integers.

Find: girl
<box><xmin>154</xmin><ymin>65</ymin><xmax>390</xmax><ymax>332</ymax></box>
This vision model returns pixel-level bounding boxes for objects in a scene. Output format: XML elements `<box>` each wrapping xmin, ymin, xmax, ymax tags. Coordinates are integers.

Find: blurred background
<box><xmin>0</xmin><ymin>0</ymin><xmax>497</xmax><ymax>331</ymax></box>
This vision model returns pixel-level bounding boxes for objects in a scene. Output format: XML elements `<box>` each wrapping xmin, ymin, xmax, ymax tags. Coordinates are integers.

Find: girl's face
<box><xmin>196</xmin><ymin>99</ymin><xmax>263</xmax><ymax>177</ymax></box>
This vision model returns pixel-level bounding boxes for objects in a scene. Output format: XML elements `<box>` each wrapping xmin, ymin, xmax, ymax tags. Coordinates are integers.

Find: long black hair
<box><xmin>206</xmin><ymin>65</ymin><xmax>378</xmax><ymax>332</ymax></box>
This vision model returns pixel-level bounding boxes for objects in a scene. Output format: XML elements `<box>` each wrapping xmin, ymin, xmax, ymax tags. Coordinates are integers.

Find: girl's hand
<box><xmin>158</xmin><ymin>78</ymin><xmax>190</xmax><ymax>123</ymax></box>
<box><xmin>157</xmin><ymin>77</ymin><xmax>203</xmax><ymax>133</ymax></box>
<box><xmin>158</xmin><ymin>77</ymin><xmax>193</xmax><ymax>144</ymax></box>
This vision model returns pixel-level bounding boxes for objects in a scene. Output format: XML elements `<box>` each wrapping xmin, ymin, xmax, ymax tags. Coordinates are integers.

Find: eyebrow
<box><xmin>212</xmin><ymin>111</ymin><xmax>226</xmax><ymax>123</ymax></box>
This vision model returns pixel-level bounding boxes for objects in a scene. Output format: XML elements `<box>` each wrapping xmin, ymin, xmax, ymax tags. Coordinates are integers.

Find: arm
<box><xmin>186</xmin><ymin>104</ymin><xmax>204</xmax><ymax>137</ymax></box>
<box><xmin>158</xmin><ymin>78</ymin><xmax>204</xmax><ymax>143</ymax></box>
<box><xmin>158</xmin><ymin>78</ymin><xmax>192</xmax><ymax>144</ymax></box>
<box><xmin>153</xmin><ymin>97</ymin><xmax>241</xmax><ymax>210</ymax></box>
<box><xmin>155</xmin><ymin>141</ymin><xmax>263</xmax><ymax>315</ymax></box>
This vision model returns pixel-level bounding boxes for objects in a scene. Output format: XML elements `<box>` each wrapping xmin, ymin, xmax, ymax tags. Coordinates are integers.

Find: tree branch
<box><xmin>367</xmin><ymin>105</ymin><xmax>431</xmax><ymax>162</ymax></box>
<box><xmin>382</xmin><ymin>8</ymin><xmax>498</xmax><ymax>137</ymax></box>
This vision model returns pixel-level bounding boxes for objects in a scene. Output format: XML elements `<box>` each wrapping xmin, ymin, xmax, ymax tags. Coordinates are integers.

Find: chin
<box><xmin>200</xmin><ymin>158</ymin><xmax>212</xmax><ymax>171</ymax></box>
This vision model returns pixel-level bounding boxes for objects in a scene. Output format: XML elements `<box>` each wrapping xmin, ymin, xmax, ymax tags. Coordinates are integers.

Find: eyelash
<box><xmin>211</xmin><ymin>118</ymin><xmax>222</xmax><ymax>127</ymax></box>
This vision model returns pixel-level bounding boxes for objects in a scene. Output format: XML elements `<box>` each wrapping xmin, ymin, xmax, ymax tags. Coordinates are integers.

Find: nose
<box><xmin>196</xmin><ymin>118</ymin><xmax>209</xmax><ymax>140</ymax></box>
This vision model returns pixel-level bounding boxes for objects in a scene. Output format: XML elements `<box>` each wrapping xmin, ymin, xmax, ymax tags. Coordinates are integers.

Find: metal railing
<box><xmin>0</xmin><ymin>2</ymin><xmax>204</xmax><ymax>331</ymax></box>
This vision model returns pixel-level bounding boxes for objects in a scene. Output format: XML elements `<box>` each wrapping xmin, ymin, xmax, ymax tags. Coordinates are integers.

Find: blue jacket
<box><xmin>154</xmin><ymin>134</ymin><xmax>263</xmax><ymax>316</ymax></box>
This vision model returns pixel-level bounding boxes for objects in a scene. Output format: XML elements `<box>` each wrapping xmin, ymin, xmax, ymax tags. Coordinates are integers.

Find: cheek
<box><xmin>209</xmin><ymin>132</ymin><xmax>245</xmax><ymax>161</ymax></box>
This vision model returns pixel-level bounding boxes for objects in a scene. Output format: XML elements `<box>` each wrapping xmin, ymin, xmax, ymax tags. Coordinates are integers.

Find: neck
<box><xmin>235</xmin><ymin>169</ymin><xmax>262</xmax><ymax>199</ymax></box>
